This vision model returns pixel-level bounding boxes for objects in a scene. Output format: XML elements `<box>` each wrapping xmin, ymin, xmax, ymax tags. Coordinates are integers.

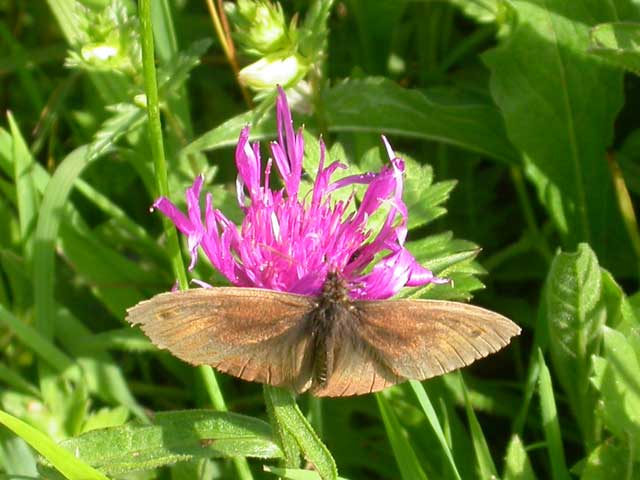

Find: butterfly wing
<box><xmin>354</xmin><ymin>299</ymin><xmax>521</xmax><ymax>381</ymax></box>
<box><xmin>126</xmin><ymin>288</ymin><xmax>317</xmax><ymax>392</ymax></box>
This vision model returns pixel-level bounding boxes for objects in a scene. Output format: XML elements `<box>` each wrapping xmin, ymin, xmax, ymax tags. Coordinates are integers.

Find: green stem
<box><xmin>139</xmin><ymin>0</ymin><xmax>188</xmax><ymax>291</ymax></box>
<box><xmin>139</xmin><ymin>4</ymin><xmax>253</xmax><ymax>478</ymax></box>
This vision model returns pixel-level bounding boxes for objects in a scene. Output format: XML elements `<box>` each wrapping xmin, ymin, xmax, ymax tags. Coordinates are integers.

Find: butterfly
<box><xmin>126</xmin><ymin>273</ymin><xmax>520</xmax><ymax>397</ymax></box>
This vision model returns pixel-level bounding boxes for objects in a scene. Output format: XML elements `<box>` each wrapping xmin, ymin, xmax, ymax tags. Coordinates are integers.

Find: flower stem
<box><xmin>139</xmin><ymin>0</ymin><xmax>188</xmax><ymax>291</ymax></box>
<box><xmin>204</xmin><ymin>0</ymin><xmax>253</xmax><ymax>108</ymax></box>
<box><xmin>139</xmin><ymin>4</ymin><xmax>254</xmax><ymax>478</ymax></box>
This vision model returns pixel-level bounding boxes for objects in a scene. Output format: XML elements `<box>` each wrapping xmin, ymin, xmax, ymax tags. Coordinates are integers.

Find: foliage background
<box><xmin>1</xmin><ymin>0</ymin><xmax>640</xmax><ymax>478</ymax></box>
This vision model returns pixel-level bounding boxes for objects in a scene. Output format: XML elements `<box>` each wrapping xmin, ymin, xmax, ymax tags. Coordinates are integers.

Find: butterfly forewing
<box><xmin>126</xmin><ymin>288</ymin><xmax>317</xmax><ymax>390</ymax></box>
<box><xmin>353</xmin><ymin>299</ymin><xmax>521</xmax><ymax>381</ymax></box>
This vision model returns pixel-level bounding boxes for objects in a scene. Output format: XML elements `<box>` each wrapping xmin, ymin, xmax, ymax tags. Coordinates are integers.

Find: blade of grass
<box><xmin>56</xmin><ymin>308</ymin><xmax>147</xmax><ymax>421</ymax></box>
<box><xmin>33</xmin><ymin>145</ymin><xmax>94</xmax><ymax>340</ymax></box>
<box><xmin>8</xmin><ymin>112</ymin><xmax>39</xmax><ymax>262</ymax></box>
<box><xmin>0</xmin><ymin>410</ymin><xmax>108</xmax><ymax>480</ymax></box>
<box><xmin>376</xmin><ymin>391</ymin><xmax>429</xmax><ymax>480</ymax></box>
<box><xmin>0</xmin><ymin>304</ymin><xmax>80</xmax><ymax>379</ymax></box>
<box><xmin>409</xmin><ymin>380</ymin><xmax>462</xmax><ymax>480</ymax></box>
<box><xmin>0</xmin><ymin>428</ymin><xmax>38</xmax><ymax>477</ymax></box>
<box><xmin>0</xmin><ymin>362</ymin><xmax>41</xmax><ymax>398</ymax></box>
<box><xmin>537</xmin><ymin>349</ymin><xmax>571</xmax><ymax>480</ymax></box>
<box><xmin>460</xmin><ymin>374</ymin><xmax>498</xmax><ymax>479</ymax></box>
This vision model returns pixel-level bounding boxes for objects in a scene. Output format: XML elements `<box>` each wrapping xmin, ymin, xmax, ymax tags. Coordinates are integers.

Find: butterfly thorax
<box><xmin>310</xmin><ymin>274</ymin><xmax>354</xmax><ymax>387</ymax></box>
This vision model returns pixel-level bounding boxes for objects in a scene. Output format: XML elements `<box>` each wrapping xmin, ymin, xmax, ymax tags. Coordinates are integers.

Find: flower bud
<box><xmin>238</xmin><ymin>53</ymin><xmax>307</xmax><ymax>90</ymax></box>
<box><xmin>231</xmin><ymin>0</ymin><xmax>291</xmax><ymax>54</ymax></box>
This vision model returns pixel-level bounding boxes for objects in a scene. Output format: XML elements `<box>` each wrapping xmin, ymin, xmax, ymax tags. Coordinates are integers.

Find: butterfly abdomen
<box><xmin>309</xmin><ymin>298</ymin><xmax>353</xmax><ymax>387</ymax></box>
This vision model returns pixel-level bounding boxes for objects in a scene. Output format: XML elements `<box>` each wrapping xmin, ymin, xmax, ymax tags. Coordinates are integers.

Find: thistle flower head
<box><xmin>155</xmin><ymin>88</ymin><xmax>446</xmax><ymax>299</ymax></box>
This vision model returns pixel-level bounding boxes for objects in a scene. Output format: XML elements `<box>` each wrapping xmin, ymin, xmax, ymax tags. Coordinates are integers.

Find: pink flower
<box><xmin>154</xmin><ymin>87</ymin><xmax>446</xmax><ymax>299</ymax></box>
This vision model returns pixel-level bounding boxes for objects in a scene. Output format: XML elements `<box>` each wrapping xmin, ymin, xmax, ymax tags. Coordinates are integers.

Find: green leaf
<box><xmin>263</xmin><ymin>386</ymin><xmax>337</xmax><ymax>480</ymax></box>
<box><xmin>448</xmin><ymin>0</ymin><xmax>504</xmax><ymax>24</ymax></box>
<box><xmin>589</xmin><ymin>22</ymin><xmax>640</xmax><ymax>75</ymax></box>
<box><xmin>0</xmin><ymin>409</ymin><xmax>108</xmax><ymax>480</ymax></box>
<box><xmin>264</xmin><ymin>466</ymin><xmax>352</xmax><ymax>480</ymax></box>
<box><xmin>376</xmin><ymin>392</ymin><xmax>428</xmax><ymax>480</ymax></box>
<box><xmin>408</xmin><ymin>233</ymin><xmax>483</xmax><ymax>301</ymax></box>
<box><xmin>81</xmin><ymin>406</ymin><xmax>129</xmax><ymax>434</ymax></box>
<box><xmin>483</xmin><ymin>0</ymin><xmax>634</xmax><ymax>274</ymax></box>
<box><xmin>580</xmin><ymin>438</ymin><xmax>638</xmax><ymax>480</ymax></box>
<box><xmin>544</xmin><ymin>244</ymin><xmax>604</xmax><ymax>444</ymax></box>
<box><xmin>323</xmin><ymin>78</ymin><xmax>518</xmax><ymax>164</ymax></box>
<box><xmin>181</xmin><ymin>79</ymin><xmax>518</xmax><ymax>165</ymax></box>
<box><xmin>503</xmin><ymin>435</ymin><xmax>537</xmax><ymax>480</ymax></box>
<box><xmin>57</xmin><ymin>410</ymin><xmax>281</xmax><ymax>475</ymax></box>
<box><xmin>591</xmin><ymin>327</ymin><xmax>640</xmax><ymax>443</ymax></box>
<box><xmin>537</xmin><ymin>350</ymin><xmax>571</xmax><ymax>480</ymax></box>
<box><xmin>402</xmin><ymin>159</ymin><xmax>457</xmax><ymax>230</ymax></box>
<box><xmin>181</xmin><ymin>109</ymin><xmax>277</xmax><ymax>156</ymax></box>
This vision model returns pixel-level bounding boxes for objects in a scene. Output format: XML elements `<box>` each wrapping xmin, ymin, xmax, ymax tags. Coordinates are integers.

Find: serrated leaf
<box><xmin>57</xmin><ymin>410</ymin><xmax>281</xmax><ymax>474</ymax></box>
<box><xmin>403</xmin><ymin>159</ymin><xmax>456</xmax><ymax>230</ymax></box>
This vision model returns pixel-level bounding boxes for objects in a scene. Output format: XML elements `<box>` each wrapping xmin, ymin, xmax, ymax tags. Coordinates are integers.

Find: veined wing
<box><xmin>126</xmin><ymin>288</ymin><xmax>317</xmax><ymax>390</ymax></box>
<box><xmin>354</xmin><ymin>299</ymin><xmax>520</xmax><ymax>381</ymax></box>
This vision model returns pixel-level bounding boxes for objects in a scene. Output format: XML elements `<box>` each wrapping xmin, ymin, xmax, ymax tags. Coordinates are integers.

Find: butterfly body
<box><xmin>126</xmin><ymin>275</ymin><xmax>521</xmax><ymax>397</ymax></box>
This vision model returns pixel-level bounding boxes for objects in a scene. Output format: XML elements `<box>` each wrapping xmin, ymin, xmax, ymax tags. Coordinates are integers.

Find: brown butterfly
<box><xmin>126</xmin><ymin>273</ymin><xmax>520</xmax><ymax>397</ymax></box>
